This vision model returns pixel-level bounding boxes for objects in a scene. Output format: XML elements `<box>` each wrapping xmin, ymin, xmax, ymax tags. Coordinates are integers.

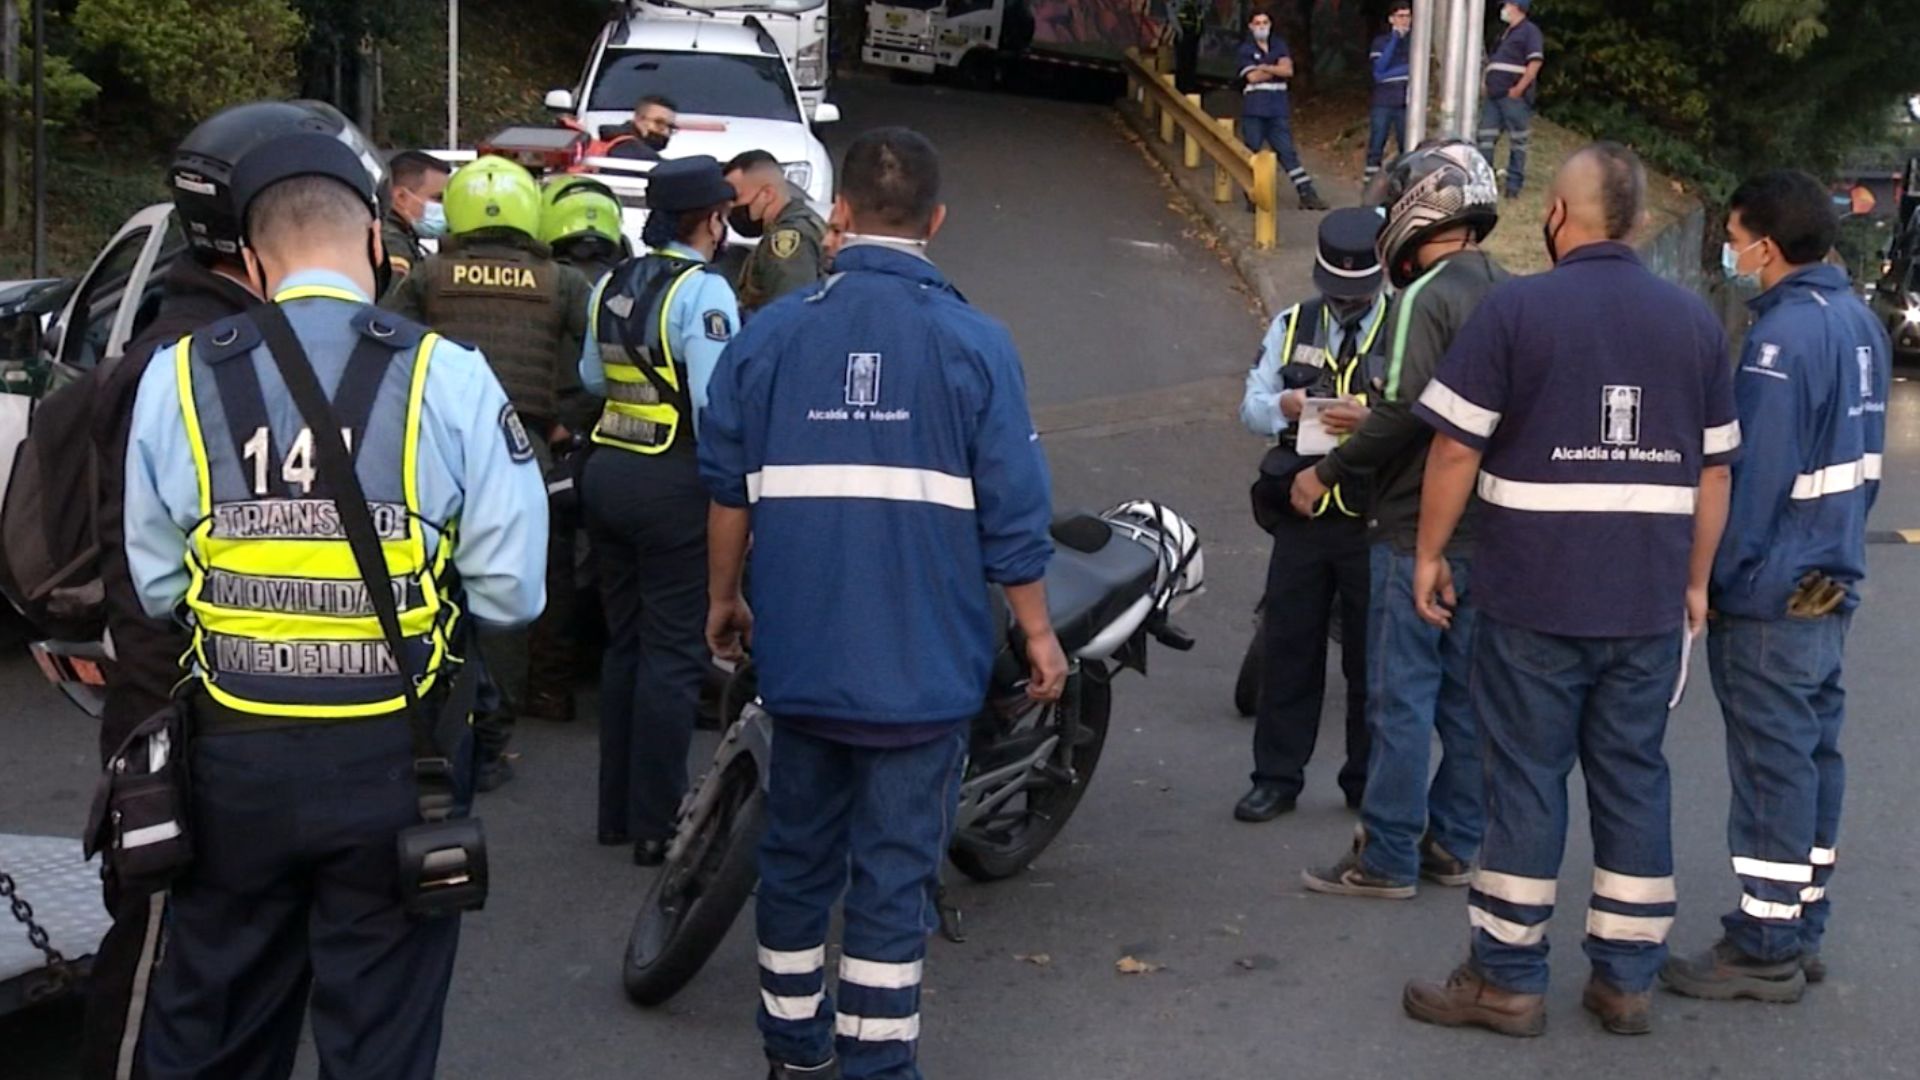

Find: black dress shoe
<box><xmin>598</xmin><ymin>829</ymin><xmax>632</xmax><ymax>847</ymax></box>
<box><xmin>1234</xmin><ymin>782</ymin><xmax>1297</xmax><ymax>822</ymax></box>
<box><xmin>633</xmin><ymin>838</ymin><xmax>671</xmax><ymax>866</ymax></box>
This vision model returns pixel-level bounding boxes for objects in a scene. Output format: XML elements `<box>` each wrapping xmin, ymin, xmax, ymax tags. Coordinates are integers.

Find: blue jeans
<box><xmin>1708</xmin><ymin>612</ymin><xmax>1851</xmax><ymax>962</ymax></box>
<box><xmin>757</xmin><ymin>722</ymin><xmax>968</xmax><ymax>1080</ymax></box>
<box><xmin>1476</xmin><ymin>96</ymin><xmax>1532</xmax><ymax>194</ymax></box>
<box><xmin>1468</xmin><ymin>617</ymin><xmax>1682</xmax><ymax>994</ymax></box>
<box><xmin>1358</xmin><ymin>546</ymin><xmax>1482</xmax><ymax>883</ymax></box>
<box><xmin>1365</xmin><ymin>105</ymin><xmax>1406</xmax><ymax>176</ymax></box>
<box><xmin>1240</xmin><ymin>112</ymin><xmax>1315</xmax><ymax>193</ymax></box>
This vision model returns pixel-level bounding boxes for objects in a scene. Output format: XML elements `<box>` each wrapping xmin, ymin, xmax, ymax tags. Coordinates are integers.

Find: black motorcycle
<box><xmin>622</xmin><ymin>502</ymin><xmax>1205</xmax><ymax>1005</ymax></box>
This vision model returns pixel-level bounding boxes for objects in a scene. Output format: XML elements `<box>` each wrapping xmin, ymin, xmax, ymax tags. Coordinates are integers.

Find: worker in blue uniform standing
<box><xmin>1664</xmin><ymin>170</ymin><xmax>1891</xmax><ymax>1005</ymax></box>
<box><xmin>701</xmin><ymin>127</ymin><xmax>1065</xmax><ymax>1080</ymax></box>
<box><xmin>1235</xmin><ymin>208</ymin><xmax>1389</xmax><ymax>822</ymax></box>
<box><xmin>1366</xmin><ymin>1</ymin><xmax>1413</xmax><ymax>186</ymax></box>
<box><xmin>1400</xmin><ymin>144</ymin><xmax>1738</xmax><ymax>1039</ymax></box>
<box><xmin>1238</xmin><ymin>8</ymin><xmax>1330</xmax><ymax>212</ymax></box>
<box><xmin>1477</xmin><ymin>0</ymin><xmax>1545</xmax><ymax>200</ymax></box>
<box><xmin>578</xmin><ymin>156</ymin><xmax>742</xmax><ymax>865</ymax></box>
<box><xmin>123</xmin><ymin>132</ymin><xmax>548</xmax><ymax>1079</ymax></box>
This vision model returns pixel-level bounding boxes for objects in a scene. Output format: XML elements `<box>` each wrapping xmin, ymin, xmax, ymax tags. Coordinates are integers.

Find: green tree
<box><xmin>1544</xmin><ymin>0</ymin><xmax>1920</xmax><ymax>199</ymax></box>
<box><xmin>72</xmin><ymin>0</ymin><xmax>304</xmax><ymax>121</ymax></box>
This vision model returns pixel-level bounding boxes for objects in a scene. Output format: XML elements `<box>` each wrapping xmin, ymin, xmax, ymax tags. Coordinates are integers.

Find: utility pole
<box><xmin>2</xmin><ymin>0</ymin><xmax>19</xmax><ymax>232</ymax></box>
<box><xmin>1455</xmin><ymin>0</ymin><xmax>1486</xmax><ymax>143</ymax></box>
<box><xmin>1437</xmin><ymin>0</ymin><xmax>1465</xmax><ymax>142</ymax></box>
<box><xmin>447</xmin><ymin>0</ymin><xmax>459</xmax><ymax>148</ymax></box>
<box><xmin>31</xmin><ymin>0</ymin><xmax>45</xmax><ymax>276</ymax></box>
<box><xmin>1406</xmin><ymin>0</ymin><xmax>1436</xmax><ymax>148</ymax></box>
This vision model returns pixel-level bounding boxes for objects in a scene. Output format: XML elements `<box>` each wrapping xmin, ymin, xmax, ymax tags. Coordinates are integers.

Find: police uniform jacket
<box><xmin>124</xmin><ymin>270</ymin><xmax>549</xmax><ymax>708</ymax></box>
<box><xmin>737</xmin><ymin>186</ymin><xmax>827</xmax><ymax>314</ymax></box>
<box><xmin>382</xmin><ymin>230</ymin><xmax>594</xmax><ymax>430</ymax></box>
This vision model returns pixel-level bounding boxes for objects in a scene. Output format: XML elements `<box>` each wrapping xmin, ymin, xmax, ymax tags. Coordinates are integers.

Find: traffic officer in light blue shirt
<box><xmin>1400</xmin><ymin>144</ymin><xmax>1738</xmax><ymax>1038</ymax></box>
<box><xmin>1478</xmin><ymin>0</ymin><xmax>1545</xmax><ymax>199</ymax></box>
<box><xmin>1235</xmin><ymin>208</ymin><xmax>1389</xmax><ymax>823</ymax></box>
<box><xmin>1664</xmin><ymin>170</ymin><xmax>1891</xmax><ymax>1005</ymax></box>
<box><xmin>123</xmin><ymin>131</ymin><xmax>547</xmax><ymax>1079</ymax></box>
<box><xmin>577</xmin><ymin>156</ymin><xmax>742</xmax><ymax>865</ymax></box>
<box><xmin>1238</xmin><ymin>8</ymin><xmax>1329</xmax><ymax>211</ymax></box>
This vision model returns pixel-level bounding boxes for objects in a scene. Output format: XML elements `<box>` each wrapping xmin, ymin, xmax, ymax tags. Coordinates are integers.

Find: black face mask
<box><xmin>728</xmin><ymin>200</ymin><xmax>765</xmax><ymax>239</ymax></box>
<box><xmin>1542</xmin><ymin>202</ymin><xmax>1566</xmax><ymax>265</ymax></box>
<box><xmin>642</xmin><ymin>131</ymin><xmax>671</xmax><ymax>152</ymax></box>
<box><xmin>1327</xmin><ymin>296</ymin><xmax>1373</xmax><ymax>325</ymax></box>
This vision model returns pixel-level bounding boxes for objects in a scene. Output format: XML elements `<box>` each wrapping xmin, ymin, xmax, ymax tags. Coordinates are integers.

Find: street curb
<box><xmin>1114</xmin><ymin>96</ymin><xmax>1362</xmax><ymax>322</ymax></box>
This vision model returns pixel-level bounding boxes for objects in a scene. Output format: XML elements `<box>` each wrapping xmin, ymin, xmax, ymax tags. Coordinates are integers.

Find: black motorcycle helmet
<box><xmin>1374</xmin><ymin>139</ymin><xmax>1501</xmax><ymax>289</ymax></box>
<box><xmin>169</xmin><ymin>100</ymin><xmax>388</xmax><ymax>265</ymax></box>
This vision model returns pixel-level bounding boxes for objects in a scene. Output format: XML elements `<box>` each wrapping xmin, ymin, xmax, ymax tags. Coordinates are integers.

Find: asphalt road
<box><xmin>6</xmin><ymin>75</ymin><xmax>1920</xmax><ymax>1079</ymax></box>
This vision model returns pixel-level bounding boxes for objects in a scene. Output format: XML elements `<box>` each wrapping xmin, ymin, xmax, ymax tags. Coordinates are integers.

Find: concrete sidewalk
<box><xmin>1115</xmin><ymin>89</ymin><xmax>1366</xmax><ymax>321</ymax></box>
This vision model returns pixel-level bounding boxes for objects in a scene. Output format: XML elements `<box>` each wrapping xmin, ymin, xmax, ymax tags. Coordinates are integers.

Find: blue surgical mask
<box><xmin>1722</xmin><ymin>239</ymin><xmax>1763</xmax><ymax>287</ymax></box>
<box><xmin>416</xmin><ymin>199</ymin><xmax>449</xmax><ymax>239</ymax></box>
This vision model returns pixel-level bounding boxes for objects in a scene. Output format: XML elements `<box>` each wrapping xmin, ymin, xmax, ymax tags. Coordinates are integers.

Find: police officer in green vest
<box><xmin>578</xmin><ymin>156</ymin><xmax>741</xmax><ymax>864</ymax></box>
<box><xmin>524</xmin><ymin>174</ymin><xmax>631</xmax><ymax>724</ymax></box>
<box><xmin>384</xmin><ymin>154</ymin><xmax>594</xmax><ymax>788</ymax></box>
<box><xmin>1235</xmin><ymin>208</ymin><xmax>1390</xmax><ymax>823</ymax></box>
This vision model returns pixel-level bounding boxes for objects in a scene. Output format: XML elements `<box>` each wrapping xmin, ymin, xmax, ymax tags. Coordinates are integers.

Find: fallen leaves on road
<box><xmin>1014</xmin><ymin>953</ymin><xmax>1053</xmax><ymax>967</ymax></box>
<box><xmin>1116</xmin><ymin>955</ymin><xmax>1163</xmax><ymax>975</ymax></box>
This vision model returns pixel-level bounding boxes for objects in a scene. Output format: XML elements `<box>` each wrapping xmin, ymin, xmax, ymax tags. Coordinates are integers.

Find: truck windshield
<box><xmin>590</xmin><ymin>50</ymin><xmax>800</xmax><ymax>122</ymax></box>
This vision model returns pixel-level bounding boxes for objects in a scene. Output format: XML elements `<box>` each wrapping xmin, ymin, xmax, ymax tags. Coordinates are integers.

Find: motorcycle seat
<box><xmin>1042</xmin><ymin>514</ymin><xmax>1160</xmax><ymax>657</ymax></box>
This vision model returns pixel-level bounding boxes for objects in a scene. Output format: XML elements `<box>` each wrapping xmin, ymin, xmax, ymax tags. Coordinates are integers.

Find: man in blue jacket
<box><xmin>1238</xmin><ymin>8</ymin><xmax>1330</xmax><ymax>211</ymax></box>
<box><xmin>1366</xmin><ymin>2</ymin><xmax>1413</xmax><ymax>186</ymax></box>
<box><xmin>1664</xmin><ymin>170</ymin><xmax>1891</xmax><ymax>1005</ymax></box>
<box><xmin>700</xmin><ymin>127</ymin><xmax>1068</xmax><ymax>1080</ymax></box>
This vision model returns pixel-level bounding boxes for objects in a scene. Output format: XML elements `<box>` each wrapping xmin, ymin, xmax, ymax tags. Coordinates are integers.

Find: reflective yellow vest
<box><xmin>175</xmin><ymin>286</ymin><xmax>460</xmax><ymax>720</ymax></box>
<box><xmin>1276</xmin><ymin>298</ymin><xmax>1387</xmax><ymax>519</ymax></box>
<box><xmin>590</xmin><ymin>250</ymin><xmax>704</xmax><ymax>455</ymax></box>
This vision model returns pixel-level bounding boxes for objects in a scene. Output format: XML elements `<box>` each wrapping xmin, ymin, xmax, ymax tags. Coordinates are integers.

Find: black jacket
<box><xmin>94</xmin><ymin>258</ymin><xmax>257</xmax><ymax>760</ymax></box>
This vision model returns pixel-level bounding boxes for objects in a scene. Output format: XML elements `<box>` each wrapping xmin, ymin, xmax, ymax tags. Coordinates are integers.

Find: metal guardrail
<box><xmin>1120</xmin><ymin>47</ymin><xmax>1279</xmax><ymax>250</ymax></box>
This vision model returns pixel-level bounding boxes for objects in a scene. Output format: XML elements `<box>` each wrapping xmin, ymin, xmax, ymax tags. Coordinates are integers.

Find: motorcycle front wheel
<box><xmin>947</xmin><ymin>672</ymin><xmax>1112</xmax><ymax>882</ymax></box>
<box><xmin>623</xmin><ymin>758</ymin><xmax>766</xmax><ymax>1006</ymax></box>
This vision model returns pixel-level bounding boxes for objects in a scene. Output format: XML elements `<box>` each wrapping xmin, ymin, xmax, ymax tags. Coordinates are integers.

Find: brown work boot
<box><xmin>1403</xmin><ymin>963</ymin><xmax>1546</xmax><ymax>1037</ymax></box>
<box><xmin>1581</xmin><ymin>975</ymin><xmax>1653</xmax><ymax>1035</ymax></box>
<box><xmin>1660</xmin><ymin>939</ymin><xmax>1806</xmax><ymax>1003</ymax></box>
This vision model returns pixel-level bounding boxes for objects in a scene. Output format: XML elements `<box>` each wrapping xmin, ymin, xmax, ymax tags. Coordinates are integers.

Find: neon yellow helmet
<box><xmin>540</xmin><ymin>187</ymin><xmax>624</xmax><ymax>248</ymax></box>
<box><xmin>540</xmin><ymin>174</ymin><xmax>616</xmax><ymax>214</ymax></box>
<box><xmin>444</xmin><ymin>155</ymin><xmax>541</xmax><ymax>238</ymax></box>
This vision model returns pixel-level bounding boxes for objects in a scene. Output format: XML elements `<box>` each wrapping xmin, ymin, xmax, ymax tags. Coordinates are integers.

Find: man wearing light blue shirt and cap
<box><xmin>578</xmin><ymin>154</ymin><xmax>743</xmax><ymax>865</ymax></box>
<box><xmin>123</xmin><ymin>126</ymin><xmax>548</xmax><ymax>1078</ymax></box>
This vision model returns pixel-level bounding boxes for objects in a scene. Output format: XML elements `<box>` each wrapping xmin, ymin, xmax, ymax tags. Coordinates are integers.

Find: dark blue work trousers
<box><xmin>583</xmin><ymin>446</ymin><xmax>710</xmax><ymax>842</ymax></box>
<box><xmin>139</xmin><ymin>717</ymin><xmax>470</xmax><ymax>1080</ymax></box>
<box><xmin>1709</xmin><ymin>612</ymin><xmax>1851</xmax><ymax>962</ymax></box>
<box><xmin>757</xmin><ymin>722</ymin><xmax>967</xmax><ymax>1080</ymax></box>
<box><xmin>1467</xmin><ymin>616</ymin><xmax>1682</xmax><ymax>994</ymax></box>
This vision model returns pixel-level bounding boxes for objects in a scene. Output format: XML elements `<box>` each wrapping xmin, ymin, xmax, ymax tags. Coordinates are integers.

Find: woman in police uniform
<box><xmin>577</xmin><ymin>157</ymin><xmax>742</xmax><ymax>865</ymax></box>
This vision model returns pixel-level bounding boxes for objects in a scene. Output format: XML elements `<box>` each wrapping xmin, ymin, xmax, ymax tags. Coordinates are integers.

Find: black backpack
<box><xmin>0</xmin><ymin>368</ymin><xmax>107</xmax><ymax>640</ymax></box>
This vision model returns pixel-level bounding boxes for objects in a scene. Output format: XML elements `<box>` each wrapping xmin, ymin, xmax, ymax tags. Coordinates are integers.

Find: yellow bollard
<box><xmin>1159</xmin><ymin>75</ymin><xmax>1178</xmax><ymax>144</ymax></box>
<box><xmin>1214</xmin><ymin>117</ymin><xmax>1236</xmax><ymax>202</ymax></box>
<box><xmin>1253</xmin><ymin>150</ymin><xmax>1278</xmax><ymax>250</ymax></box>
<box><xmin>1183</xmin><ymin>94</ymin><xmax>1202</xmax><ymax>169</ymax></box>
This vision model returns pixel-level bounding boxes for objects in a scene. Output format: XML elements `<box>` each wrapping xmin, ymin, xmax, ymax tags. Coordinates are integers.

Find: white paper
<box><xmin>1295</xmin><ymin>397</ymin><xmax>1339</xmax><ymax>456</ymax></box>
<box><xmin>1669</xmin><ymin>626</ymin><xmax>1700</xmax><ymax>710</ymax></box>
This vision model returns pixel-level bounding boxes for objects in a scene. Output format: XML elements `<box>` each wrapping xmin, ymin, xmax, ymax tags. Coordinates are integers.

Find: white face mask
<box><xmin>1251</xmin><ymin>25</ymin><xmax>1270</xmax><ymax>41</ymax></box>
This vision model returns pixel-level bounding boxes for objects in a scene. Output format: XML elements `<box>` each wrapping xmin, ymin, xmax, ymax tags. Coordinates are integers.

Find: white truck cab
<box><xmin>864</xmin><ymin>0</ymin><xmax>1035</xmax><ymax>80</ymax></box>
<box><xmin>615</xmin><ymin>0</ymin><xmax>832</xmax><ymax>117</ymax></box>
<box><xmin>543</xmin><ymin>14</ymin><xmax>839</xmax><ymax>208</ymax></box>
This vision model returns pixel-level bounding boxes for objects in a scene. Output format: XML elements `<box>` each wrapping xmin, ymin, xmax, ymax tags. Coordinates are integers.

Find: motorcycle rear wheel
<box><xmin>623</xmin><ymin>760</ymin><xmax>766</xmax><ymax>1006</ymax></box>
<box><xmin>948</xmin><ymin>673</ymin><xmax>1112</xmax><ymax>882</ymax></box>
